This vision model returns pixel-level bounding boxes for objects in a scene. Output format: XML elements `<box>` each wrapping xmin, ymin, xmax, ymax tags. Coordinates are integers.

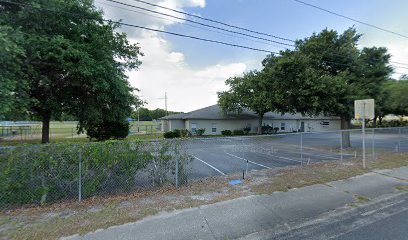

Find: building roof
<box><xmin>160</xmin><ymin>105</ymin><xmax>339</xmax><ymax>120</ymax></box>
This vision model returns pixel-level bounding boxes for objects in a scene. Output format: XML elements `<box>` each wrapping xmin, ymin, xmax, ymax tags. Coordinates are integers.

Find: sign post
<box><xmin>354</xmin><ymin>99</ymin><xmax>375</xmax><ymax>168</ymax></box>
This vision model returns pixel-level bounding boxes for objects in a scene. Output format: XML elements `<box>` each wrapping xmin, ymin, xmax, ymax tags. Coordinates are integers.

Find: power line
<box><xmin>128</xmin><ymin>0</ymin><xmax>295</xmax><ymax>43</ymax></box>
<box><xmin>112</xmin><ymin>0</ymin><xmax>408</xmax><ymax>68</ymax></box>
<box><xmin>106</xmin><ymin>0</ymin><xmax>294</xmax><ymax>47</ymax></box>
<box><xmin>98</xmin><ymin>1</ymin><xmax>288</xmax><ymax>49</ymax></box>
<box><xmin>1</xmin><ymin>0</ymin><xmax>407</xmax><ymax>72</ymax></box>
<box><xmin>393</xmin><ymin>65</ymin><xmax>408</xmax><ymax>70</ymax></box>
<box><xmin>118</xmin><ymin>22</ymin><xmax>278</xmax><ymax>53</ymax></box>
<box><xmin>293</xmin><ymin>0</ymin><xmax>408</xmax><ymax>39</ymax></box>
<box><xmin>391</xmin><ymin>61</ymin><xmax>408</xmax><ymax>66</ymax></box>
<box><xmin>0</xmin><ymin>0</ymin><xmax>277</xmax><ymax>54</ymax></box>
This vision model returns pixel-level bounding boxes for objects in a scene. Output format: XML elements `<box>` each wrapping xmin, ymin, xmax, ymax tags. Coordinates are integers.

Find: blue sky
<box><xmin>97</xmin><ymin>0</ymin><xmax>408</xmax><ymax>112</ymax></box>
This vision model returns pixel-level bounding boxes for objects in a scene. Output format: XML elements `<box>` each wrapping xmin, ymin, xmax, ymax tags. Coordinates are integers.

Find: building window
<box><xmin>281</xmin><ymin>122</ymin><xmax>285</xmax><ymax>130</ymax></box>
<box><xmin>322</xmin><ymin>121</ymin><xmax>330</xmax><ymax>127</ymax></box>
<box><xmin>191</xmin><ymin>123</ymin><xmax>197</xmax><ymax>134</ymax></box>
<box><xmin>212</xmin><ymin>123</ymin><xmax>217</xmax><ymax>133</ymax></box>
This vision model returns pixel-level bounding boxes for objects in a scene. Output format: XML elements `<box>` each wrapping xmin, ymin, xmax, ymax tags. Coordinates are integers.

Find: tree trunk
<box><xmin>378</xmin><ymin>115</ymin><xmax>384</xmax><ymax>126</ymax></box>
<box><xmin>257</xmin><ymin>114</ymin><xmax>264</xmax><ymax>135</ymax></box>
<box><xmin>41</xmin><ymin>110</ymin><xmax>51</xmax><ymax>144</ymax></box>
<box><xmin>340</xmin><ymin>115</ymin><xmax>351</xmax><ymax>148</ymax></box>
<box><xmin>373</xmin><ymin>114</ymin><xmax>377</xmax><ymax>128</ymax></box>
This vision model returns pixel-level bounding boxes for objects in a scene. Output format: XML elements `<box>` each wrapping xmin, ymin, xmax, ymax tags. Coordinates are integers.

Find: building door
<box><xmin>300</xmin><ymin>121</ymin><xmax>305</xmax><ymax>132</ymax></box>
<box><xmin>191</xmin><ymin>123</ymin><xmax>197</xmax><ymax>134</ymax></box>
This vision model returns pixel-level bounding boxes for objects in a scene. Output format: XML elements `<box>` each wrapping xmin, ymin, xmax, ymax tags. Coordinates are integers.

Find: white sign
<box><xmin>354</xmin><ymin>99</ymin><xmax>375</xmax><ymax>120</ymax></box>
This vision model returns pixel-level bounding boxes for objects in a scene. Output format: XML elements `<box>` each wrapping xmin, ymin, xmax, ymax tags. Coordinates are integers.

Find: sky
<box><xmin>95</xmin><ymin>0</ymin><xmax>408</xmax><ymax>112</ymax></box>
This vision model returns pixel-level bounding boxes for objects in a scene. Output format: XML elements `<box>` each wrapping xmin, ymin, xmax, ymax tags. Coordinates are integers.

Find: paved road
<box><xmin>266</xmin><ymin>190</ymin><xmax>408</xmax><ymax>240</ymax></box>
<box><xmin>336</xmin><ymin>208</ymin><xmax>408</xmax><ymax>240</ymax></box>
<box><xmin>63</xmin><ymin>166</ymin><xmax>408</xmax><ymax>240</ymax></box>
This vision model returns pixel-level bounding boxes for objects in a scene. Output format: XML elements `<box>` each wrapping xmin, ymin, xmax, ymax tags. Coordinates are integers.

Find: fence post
<box><xmin>340</xmin><ymin>131</ymin><xmax>343</xmax><ymax>162</ymax></box>
<box><xmin>78</xmin><ymin>151</ymin><xmax>82</xmax><ymax>202</ymax></box>
<box><xmin>398</xmin><ymin>127</ymin><xmax>401</xmax><ymax>152</ymax></box>
<box><xmin>372</xmin><ymin>128</ymin><xmax>375</xmax><ymax>160</ymax></box>
<box><xmin>300</xmin><ymin>133</ymin><xmax>303</xmax><ymax>165</ymax></box>
<box><xmin>243</xmin><ymin>138</ymin><xmax>248</xmax><ymax>176</ymax></box>
<box><xmin>175</xmin><ymin>153</ymin><xmax>179</xmax><ymax>188</ymax></box>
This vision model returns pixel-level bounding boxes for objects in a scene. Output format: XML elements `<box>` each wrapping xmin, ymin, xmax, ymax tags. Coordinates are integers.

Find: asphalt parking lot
<box><xmin>184</xmin><ymin>129</ymin><xmax>408</xmax><ymax>180</ymax></box>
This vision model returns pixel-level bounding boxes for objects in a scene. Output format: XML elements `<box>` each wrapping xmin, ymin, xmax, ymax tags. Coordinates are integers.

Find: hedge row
<box><xmin>0</xmin><ymin>140</ymin><xmax>190</xmax><ymax>207</ymax></box>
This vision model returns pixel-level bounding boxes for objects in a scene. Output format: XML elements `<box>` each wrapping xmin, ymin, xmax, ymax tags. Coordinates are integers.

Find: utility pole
<box><xmin>165</xmin><ymin>91</ymin><xmax>168</xmax><ymax>116</ymax></box>
<box><xmin>137</xmin><ymin>107</ymin><xmax>140</xmax><ymax>124</ymax></box>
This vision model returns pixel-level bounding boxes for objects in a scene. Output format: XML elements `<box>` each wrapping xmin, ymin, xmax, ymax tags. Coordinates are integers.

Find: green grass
<box><xmin>395</xmin><ymin>185</ymin><xmax>408</xmax><ymax>191</ymax></box>
<box><xmin>355</xmin><ymin>195</ymin><xmax>371</xmax><ymax>203</ymax></box>
<box><xmin>0</xmin><ymin>121</ymin><xmax>163</xmax><ymax>146</ymax></box>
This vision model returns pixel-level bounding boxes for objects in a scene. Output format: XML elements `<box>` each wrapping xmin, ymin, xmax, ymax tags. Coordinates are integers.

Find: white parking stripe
<box><xmin>191</xmin><ymin>155</ymin><xmax>225</xmax><ymax>176</ymax></box>
<box><xmin>224</xmin><ymin>152</ymin><xmax>272</xmax><ymax>169</ymax></box>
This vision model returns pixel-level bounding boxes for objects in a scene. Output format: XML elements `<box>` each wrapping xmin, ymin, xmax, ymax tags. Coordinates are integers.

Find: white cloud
<box><xmin>128</xmin><ymin>36</ymin><xmax>246</xmax><ymax>112</ymax></box>
<box><xmin>360</xmin><ymin>34</ymin><xmax>408</xmax><ymax>79</ymax></box>
<box><xmin>96</xmin><ymin>0</ymin><xmax>248</xmax><ymax>112</ymax></box>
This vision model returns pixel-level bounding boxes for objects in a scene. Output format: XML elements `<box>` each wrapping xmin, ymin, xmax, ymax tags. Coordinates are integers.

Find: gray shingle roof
<box><xmin>160</xmin><ymin>105</ymin><xmax>339</xmax><ymax>120</ymax></box>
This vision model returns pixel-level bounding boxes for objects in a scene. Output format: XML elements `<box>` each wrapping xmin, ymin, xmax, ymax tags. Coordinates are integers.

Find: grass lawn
<box><xmin>0</xmin><ymin>121</ymin><xmax>163</xmax><ymax>146</ymax></box>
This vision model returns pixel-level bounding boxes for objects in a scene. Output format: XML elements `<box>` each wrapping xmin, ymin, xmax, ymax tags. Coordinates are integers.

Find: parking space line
<box><xmin>273</xmin><ymin>155</ymin><xmax>303</xmax><ymax>163</ymax></box>
<box><xmin>224</xmin><ymin>152</ymin><xmax>272</xmax><ymax>169</ymax></box>
<box><xmin>191</xmin><ymin>155</ymin><xmax>225</xmax><ymax>176</ymax></box>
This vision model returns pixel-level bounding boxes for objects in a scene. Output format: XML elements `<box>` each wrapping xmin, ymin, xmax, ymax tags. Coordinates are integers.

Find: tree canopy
<box><xmin>218</xmin><ymin>70</ymin><xmax>279</xmax><ymax>134</ymax></box>
<box><xmin>262</xmin><ymin>28</ymin><xmax>392</xmax><ymax>146</ymax></box>
<box><xmin>0</xmin><ymin>0</ymin><xmax>143</xmax><ymax>143</ymax></box>
<box><xmin>219</xmin><ymin>28</ymin><xmax>393</xmax><ymax>144</ymax></box>
<box><xmin>381</xmin><ymin>80</ymin><xmax>408</xmax><ymax>118</ymax></box>
<box><xmin>131</xmin><ymin>108</ymin><xmax>181</xmax><ymax>121</ymax></box>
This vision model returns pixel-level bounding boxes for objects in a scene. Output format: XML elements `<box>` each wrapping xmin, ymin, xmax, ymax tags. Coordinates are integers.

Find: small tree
<box><xmin>85</xmin><ymin>120</ymin><xmax>130</xmax><ymax>141</ymax></box>
<box><xmin>196</xmin><ymin>128</ymin><xmax>205</xmax><ymax>136</ymax></box>
<box><xmin>218</xmin><ymin>71</ymin><xmax>279</xmax><ymax>134</ymax></box>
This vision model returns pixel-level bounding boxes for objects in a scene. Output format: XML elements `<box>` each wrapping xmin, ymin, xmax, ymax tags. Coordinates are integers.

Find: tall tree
<box><xmin>0</xmin><ymin>0</ymin><xmax>142</xmax><ymax>143</ymax></box>
<box><xmin>0</xmin><ymin>26</ymin><xmax>26</xmax><ymax>120</ymax></box>
<box><xmin>354</xmin><ymin>47</ymin><xmax>392</xmax><ymax>127</ymax></box>
<box><xmin>218</xmin><ymin>71</ymin><xmax>278</xmax><ymax>134</ymax></box>
<box><xmin>263</xmin><ymin>28</ymin><xmax>391</xmax><ymax>147</ymax></box>
<box><xmin>381</xmin><ymin>80</ymin><xmax>408</xmax><ymax>118</ymax></box>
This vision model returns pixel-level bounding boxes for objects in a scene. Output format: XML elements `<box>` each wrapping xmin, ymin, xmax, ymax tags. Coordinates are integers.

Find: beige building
<box><xmin>160</xmin><ymin>105</ymin><xmax>341</xmax><ymax>134</ymax></box>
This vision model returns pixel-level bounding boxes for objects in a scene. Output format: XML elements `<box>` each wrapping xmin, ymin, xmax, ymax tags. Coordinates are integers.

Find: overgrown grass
<box><xmin>0</xmin><ymin>133</ymin><xmax>165</xmax><ymax>146</ymax></box>
<box><xmin>395</xmin><ymin>185</ymin><xmax>408</xmax><ymax>191</ymax></box>
<box><xmin>250</xmin><ymin>161</ymin><xmax>368</xmax><ymax>194</ymax></box>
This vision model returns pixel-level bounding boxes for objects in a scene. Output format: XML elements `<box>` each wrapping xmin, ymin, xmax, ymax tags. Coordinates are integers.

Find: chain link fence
<box><xmin>0</xmin><ymin>121</ymin><xmax>162</xmax><ymax>143</ymax></box>
<box><xmin>0</xmin><ymin>127</ymin><xmax>407</xmax><ymax>209</ymax></box>
<box><xmin>0</xmin><ymin>140</ymin><xmax>192</xmax><ymax>209</ymax></box>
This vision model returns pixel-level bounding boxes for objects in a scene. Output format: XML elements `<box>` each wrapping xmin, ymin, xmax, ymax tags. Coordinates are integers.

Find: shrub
<box><xmin>163</xmin><ymin>131</ymin><xmax>176</xmax><ymax>138</ymax></box>
<box><xmin>379</xmin><ymin>120</ymin><xmax>408</xmax><ymax>127</ymax></box>
<box><xmin>85</xmin><ymin>120</ymin><xmax>130</xmax><ymax>141</ymax></box>
<box><xmin>163</xmin><ymin>130</ymin><xmax>181</xmax><ymax>138</ymax></box>
<box><xmin>0</xmin><ymin>140</ymin><xmax>191</xmax><ymax>207</ymax></box>
<box><xmin>262</xmin><ymin>125</ymin><xmax>274</xmax><ymax>134</ymax></box>
<box><xmin>243</xmin><ymin>126</ymin><xmax>251</xmax><ymax>135</ymax></box>
<box><xmin>196</xmin><ymin>128</ymin><xmax>205</xmax><ymax>136</ymax></box>
<box><xmin>221</xmin><ymin>130</ymin><xmax>232</xmax><ymax>136</ymax></box>
<box><xmin>180</xmin><ymin>129</ymin><xmax>191</xmax><ymax>137</ymax></box>
<box><xmin>173</xmin><ymin>129</ymin><xmax>181</xmax><ymax>138</ymax></box>
<box><xmin>273</xmin><ymin>127</ymin><xmax>280</xmax><ymax>133</ymax></box>
<box><xmin>233</xmin><ymin>129</ymin><xmax>245</xmax><ymax>135</ymax></box>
